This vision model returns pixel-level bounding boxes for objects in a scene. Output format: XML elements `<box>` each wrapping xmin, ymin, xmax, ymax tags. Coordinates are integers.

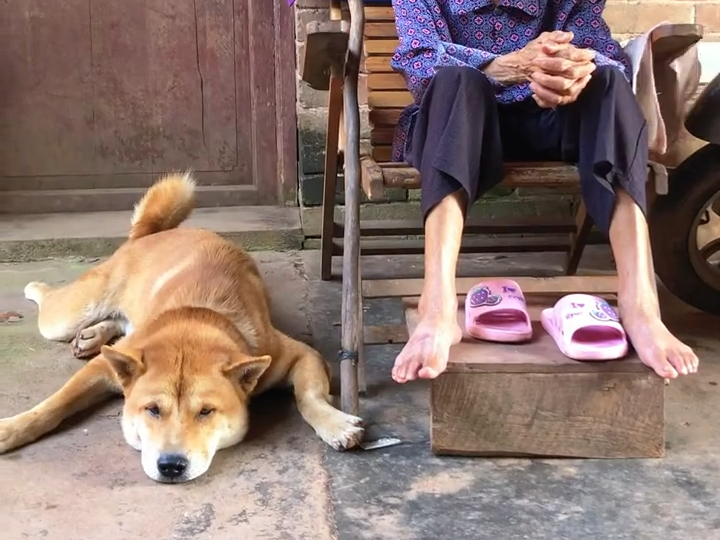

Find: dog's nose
<box><xmin>157</xmin><ymin>453</ymin><xmax>189</xmax><ymax>479</ymax></box>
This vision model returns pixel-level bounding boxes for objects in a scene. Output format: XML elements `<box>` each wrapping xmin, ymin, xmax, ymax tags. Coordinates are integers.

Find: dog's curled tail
<box><xmin>129</xmin><ymin>172</ymin><xmax>196</xmax><ymax>240</ymax></box>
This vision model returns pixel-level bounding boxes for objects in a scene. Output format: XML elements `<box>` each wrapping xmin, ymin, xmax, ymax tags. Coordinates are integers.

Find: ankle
<box><xmin>418</xmin><ymin>296</ymin><xmax>458</xmax><ymax>320</ymax></box>
<box><xmin>618</xmin><ymin>298</ymin><xmax>661</xmax><ymax>321</ymax></box>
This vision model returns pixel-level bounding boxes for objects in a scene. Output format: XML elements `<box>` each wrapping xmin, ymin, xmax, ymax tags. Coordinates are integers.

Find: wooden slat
<box><xmin>365</xmin><ymin>22</ymin><xmax>399</xmax><ymax>38</ymax></box>
<box><xmin>351</xmin><ymin>216</ymin><xmax>577</xmax><ymax>236</ymax></box>
<box><xmin>370</xmin><ymin>127</ymin><xmax>395</xmax><ymax>145</ymax></box>
<box><xmin>365</xmin><ymin>6</ymin><xmax>396</xmax><ymax>21</ymax></box>
<box><xmin>368</xmin><ymin>72</ymin><xmax>406</xmax><ymax>90</ymax></box>
<box><xmin>372</xmin><ymin>145</ymin><xmax>393</xmax><ymax>162</ymax></box>
<box><xmin>368</xmin><ymin>162</ymin><xmax>580</xmax><ymax>191</ymax></box>
<box><xmin>363</xmin><ymin>275</ymin><xmax>619</xmax><ymax>298</ymax></box>
<box><xmin>336</xmin><ymin>236</ymin><xmax>572</xmax><ymax>257</ymax></box>
<box><xmin>369</xmin><ymin>108</ymin><xmax>403</xmax><ymax>126</ymax></box>
<box><xmin>368</xmin><ymin>90</ymin><xmax>413</xmax><ymax>108</ymax></box>
<box><xmin>364</xmin><ymin>56</ymin><xmax>393</xmax><ymax>72</ymax></box>
<box><xmin>364</xmin><ymin>39</ymin><xmax>399</xmax><ymax>56</ymax></box>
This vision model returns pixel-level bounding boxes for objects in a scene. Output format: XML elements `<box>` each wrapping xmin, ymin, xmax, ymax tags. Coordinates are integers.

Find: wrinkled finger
<box><xmin>559</xmin><ymin>47</ymin><xmax>595</xmax><ymax>63</ymax></box>
<box><xmin>530</xmin><ymin>70</ymin><xmax>575</xmax><ymax>93</ymax></box>
<box><xmin>543</xmin><ymin>30</ymin><xmax>574</xmax><ymax>44</ymax></box>
<box><xmin>532</xmin><ymin>56</ymin><xmax>595</xmax><ymax>79</ymax></box>
<box><xmin>568</xmin><ymin>73</ymin><xmax>593</xmax><ymax>99</ymax></box>
<box><xmin>541</xmin><ymin>42</ymin><xmax>572</xmax><ymax>56</ymax></box>
<box><xmin>529</xmin><ymin>81</ymin><xmax>564</xmax><ymax>106</ymax></box>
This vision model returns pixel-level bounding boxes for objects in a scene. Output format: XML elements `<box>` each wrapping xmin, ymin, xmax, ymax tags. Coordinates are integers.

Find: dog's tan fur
<box><xmin>0</xmin><ymin>173</ymin><xmax>364</xmax><ymax>482</ymax></box>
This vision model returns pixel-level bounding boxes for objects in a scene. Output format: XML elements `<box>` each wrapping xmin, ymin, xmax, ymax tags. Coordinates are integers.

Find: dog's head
<box><xmin>101</xmin><ymin>313</ymin><xmax>270</xmax><ymax>483</ymax></box>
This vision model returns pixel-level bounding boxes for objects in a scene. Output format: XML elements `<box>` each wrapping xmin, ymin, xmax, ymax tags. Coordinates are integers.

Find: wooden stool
<box><xmin>404</xmin><ymin>297</ymin><xmax>666</xmax><ymax>459</ymax></box>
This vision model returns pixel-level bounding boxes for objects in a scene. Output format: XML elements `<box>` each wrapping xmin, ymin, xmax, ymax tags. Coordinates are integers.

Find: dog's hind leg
<box><xmin>284</xmin><ymin>336</ymin><xmax>364</xmax><ymax>450</ymax></box>
<box><xmin>25</xmin><ymin>262</ymin><xmax>116</xmax><ymax>342</ymax></box>
<box><xmin>0</xmin><ymin>353</ymin><xmax>122</xmax><ymax>453</ymax></box>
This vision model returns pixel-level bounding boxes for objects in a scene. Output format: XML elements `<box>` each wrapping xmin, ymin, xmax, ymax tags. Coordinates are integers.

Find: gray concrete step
<box><xmin>0</xmin><ymin>185</ymin><xmax>259</xmax><ymax>214</ymax></box>
<box><xmin>0</xmin><ymin>206</ymin><xmax>302</xmax><ymax>262</ymax></box>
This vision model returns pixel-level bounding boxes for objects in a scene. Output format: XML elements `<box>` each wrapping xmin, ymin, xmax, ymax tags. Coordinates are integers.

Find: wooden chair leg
<box><xmin>565</xmin><ymin>201</ymin><xmax>593</xmax><ymax>276</ymax></box>
<box><xmin>320</xmin><ymin>73</ymin><xmax>343</xmax><ymax>281</ymax></box>
<box><xmin>339</xmin><ymin>0</ymin><xmax>364</xmax><ymax>417</ymax></box>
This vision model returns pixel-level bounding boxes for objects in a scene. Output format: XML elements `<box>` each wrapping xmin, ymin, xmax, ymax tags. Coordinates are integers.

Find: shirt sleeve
<box><xmin>391</xmin><ymin>0</ymin><xmax>501</xmax><ymax>103</ymax></box>
<box><xmin>564</xmin><ymin>0</ymin><xmax>631</xmax><ymax>79</ymax></box>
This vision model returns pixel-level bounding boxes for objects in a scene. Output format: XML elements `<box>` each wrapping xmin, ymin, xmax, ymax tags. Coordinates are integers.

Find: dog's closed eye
<box><xmin>198</xmin><ymin>407</ymin><xmax>215</xmax><ymax>418</ymax></box>
<box><xmin>146</xmin><ymin>404</ymin><xmax>161</xmax><ymax>418</ymax></box>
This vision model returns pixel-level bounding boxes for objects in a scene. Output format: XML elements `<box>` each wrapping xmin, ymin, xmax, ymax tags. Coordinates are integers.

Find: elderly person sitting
<box><xmin>388</xmin><ymin>0</ymin><xmax>698</xmax><ymax>383</ymax></box>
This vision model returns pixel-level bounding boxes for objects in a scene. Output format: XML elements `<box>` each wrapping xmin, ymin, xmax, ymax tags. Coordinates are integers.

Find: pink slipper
<box><xmin>541</xmin><ymin>294</ymin><xmax>629</xmax><ymax>361</ymax></box>
<box><xmin>464</xmin><ymin>279</ymin><xmax>532</xmax><ymax>343</ymax></box>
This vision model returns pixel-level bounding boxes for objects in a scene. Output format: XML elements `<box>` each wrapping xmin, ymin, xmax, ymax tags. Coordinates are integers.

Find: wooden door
<box><xmin>0</xmin><ymin>0</ymin><xmax>297</xmax><ymax>213</ymax></box>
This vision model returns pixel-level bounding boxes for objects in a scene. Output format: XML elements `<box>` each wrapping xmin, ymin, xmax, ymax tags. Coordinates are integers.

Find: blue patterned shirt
<box><xmin>389</xmin><ymin>0</ymin><xmax>631</xmax><ymax>161</ymax></box>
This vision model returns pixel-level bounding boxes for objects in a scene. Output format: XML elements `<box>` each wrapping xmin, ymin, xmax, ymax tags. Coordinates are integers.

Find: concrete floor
<box><xmin>1</xmin><ymin>248</ymin><xmax>720</xmax><ymax>540</ymax></box>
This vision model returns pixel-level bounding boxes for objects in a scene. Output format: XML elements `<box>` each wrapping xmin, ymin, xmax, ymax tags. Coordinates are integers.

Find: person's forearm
<box><xmin>483</xmin><ymin>52</ymin><xmax>531</xmax><ymax>86</ymax></box>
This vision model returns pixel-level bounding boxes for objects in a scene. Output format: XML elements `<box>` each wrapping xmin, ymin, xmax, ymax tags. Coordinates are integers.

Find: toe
<box><xmin>641</xmin><ymin>347</ymin><xmax>678</xmax><ymax>379</ymax></box>
<box><xmin>668</xmin><ymin>350</ymin><xmax>689</xmax><ymax>376</ymax></box>
<box><xmin>418</xmin><ymin>349</ymin><xmax>450</xmax><ymax>380</ymax></box>
<box><xmin>683</xmin><ymin>350</ymin><xmax>699</xmax><ymax>374</ymax></box>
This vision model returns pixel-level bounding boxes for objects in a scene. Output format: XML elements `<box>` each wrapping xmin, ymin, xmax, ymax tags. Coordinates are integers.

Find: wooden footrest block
<box><xmin>405</xmin><ymin>299</ymin><xmax>665</xmax><ymax>459</ymax></box>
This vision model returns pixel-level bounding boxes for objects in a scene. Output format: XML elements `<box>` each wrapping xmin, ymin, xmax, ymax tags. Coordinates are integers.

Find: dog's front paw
<box><xmin>316</xmin><ymin>410</ymin><xmax>364</xmax><ymax>451</ymax></box>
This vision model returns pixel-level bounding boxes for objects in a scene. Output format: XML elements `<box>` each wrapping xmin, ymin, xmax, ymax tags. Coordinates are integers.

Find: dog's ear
<box><xmin>222</xmin><ymin>355</ymin><xmax>272</xmax><ymax>394</ymax></box>
<box><xmin>102</xmin><ymin>345</ymin><xmax>145</xmax><ymax>386</ymax></box>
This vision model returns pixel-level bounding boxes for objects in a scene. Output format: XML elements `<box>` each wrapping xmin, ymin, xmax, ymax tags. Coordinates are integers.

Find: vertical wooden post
<box><xmin>339</xmin><ymin>0</ymin><xmax>365</xmax><ymax>416</ymax></box>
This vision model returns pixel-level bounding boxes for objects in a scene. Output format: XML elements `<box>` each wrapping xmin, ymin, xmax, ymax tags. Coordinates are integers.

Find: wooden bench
<box><xmin>299</xmin><ymin>0</ymin><xmax>701</xmax><ymax>429</ymax></box>
<box><xmin>311</xmin><ymin>3</ymin><xmax>598</xmax><ymax>283</ymax></box>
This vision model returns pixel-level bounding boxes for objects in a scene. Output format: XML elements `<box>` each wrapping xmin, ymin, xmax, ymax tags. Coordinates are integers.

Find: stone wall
<box><xmin>293</xmin><ymin>0</ymin><xmax>720</xmax><ymax>209</ymax></box>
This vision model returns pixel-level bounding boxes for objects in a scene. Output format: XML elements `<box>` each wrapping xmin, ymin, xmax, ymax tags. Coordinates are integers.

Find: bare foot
<box><xmin>392</xmin><ymin>318</ymin><xmax>462</xmax><ymax>383</ymax></box>
<box><xmin>622</xmin><ymin>307</ymin><xmax>698</xmax><ymax>379</ymax></box>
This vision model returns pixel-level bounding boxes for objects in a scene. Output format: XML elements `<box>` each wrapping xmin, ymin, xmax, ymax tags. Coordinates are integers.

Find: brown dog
<box><xmin>0</xmin><ymin>173</ymin><xmax>364</xmax><ymax>482</ymax></box>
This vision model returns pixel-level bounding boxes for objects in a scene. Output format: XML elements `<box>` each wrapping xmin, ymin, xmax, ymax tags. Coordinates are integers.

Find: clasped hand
<box><xmin>517</xmin><ymin>30</ymin><xmax>596</xmax><ymax>108</ymax></box>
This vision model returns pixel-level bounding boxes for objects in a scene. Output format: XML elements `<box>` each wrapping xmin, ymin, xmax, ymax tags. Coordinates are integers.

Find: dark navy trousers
<box><xmin>405</xmin><ymin>65</ymin><xmax>648</xmax><ymax>234</ymax></box>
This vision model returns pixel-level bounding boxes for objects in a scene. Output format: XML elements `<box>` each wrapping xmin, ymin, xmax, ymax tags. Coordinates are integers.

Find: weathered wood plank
<box><xmin>365</xmin><ymin>6</ymin><xmax>396</xmax><ymax>21</ymax></box>
<box><xmin>364</xmin><ymin>275</ymin><xmax>619</xmax><ymax>298</ymax></box>
<box><xmin>432</xmin><ymin>371</ymin><xmax>664</xmax><ymax>458</ymax></box>
<box><xmin>368</xmin><ymin>72</ymin><xmax>406</xmax><ymax>90</ymax></box>
<box><xmin>365</xmin><ymin>39</ymin><xmax>399</xmax><ymax>55</ymax></box>
<box><xmin>368</xmin><ymin>90</ymin><xmax>414</xmax><ymax>108</ymax></box>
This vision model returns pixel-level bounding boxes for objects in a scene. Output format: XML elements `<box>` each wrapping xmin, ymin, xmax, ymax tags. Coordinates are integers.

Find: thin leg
<box><xmin>0</xmin><ymin>355</ymin><xmax>122</xmax><ymax>453</ymax></box>
<box><xmin>392</xmin><ymin>190</ymin><xmax>464</xmax><ymax>383</ymax></box>
<box><xmin>321</xmin><ymin>73</ymin><xmax>343</xmax><ymax>281</ymax></box>
<box><xmin>567</xmin><ymin>66</ymin><xmax>698</xmax><ymax>378</ymax></box>
<box><xmin>390</xmin><ymin>67</ymin><xmax>503</xmax><ymax>384</ymax></box>
<box><xmin>610</xmin><ymin>189</ymin><xmax>698</xmax><ymax>378</ymax></box>
<box><xmin>564</xmin><ymin>201</ymin><xmax>593</xmax><ymax>275</ymax></box>
<box><xmin>284</xmin><ymin>335</ymin><xmax>364</xmax><ymax>450</ymax></box>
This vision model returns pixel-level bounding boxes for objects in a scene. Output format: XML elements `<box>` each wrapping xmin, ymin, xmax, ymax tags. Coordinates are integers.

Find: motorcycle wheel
<box><xmin>650</xmin><ymin>143</ymin><xmax>720</xmax><ymax>316</ymax></box>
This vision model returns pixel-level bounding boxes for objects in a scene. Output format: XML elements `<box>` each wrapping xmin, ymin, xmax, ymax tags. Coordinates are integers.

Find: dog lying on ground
<box><xmin>0</xmin><ymin>173</ymin><xmax>364</xmax><ymax>482</ymax></box>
